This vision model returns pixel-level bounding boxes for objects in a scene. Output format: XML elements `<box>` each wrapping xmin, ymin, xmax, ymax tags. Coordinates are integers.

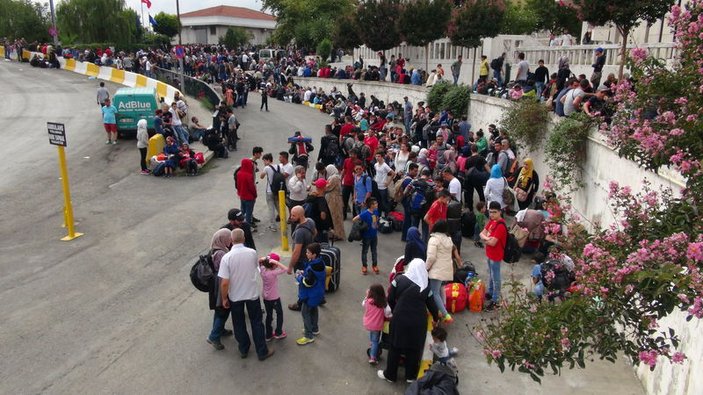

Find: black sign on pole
<box><xmin>47</xmin><ymin>122</ymin><xmax>67</xmax><ymax>147</ymax></box>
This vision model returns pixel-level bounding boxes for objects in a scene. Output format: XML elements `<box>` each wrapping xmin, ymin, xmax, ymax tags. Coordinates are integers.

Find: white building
<box><xmin>178</xmin><ymin>5</ymin><xmax>276</xmax><ymax>46</ymax></box>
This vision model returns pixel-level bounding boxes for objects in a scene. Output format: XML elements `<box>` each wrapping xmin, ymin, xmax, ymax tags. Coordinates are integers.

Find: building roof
<box><xmin>180</xmin><ymin>5</ymin><xmax>275</xmax><ymax>22</ymax></box>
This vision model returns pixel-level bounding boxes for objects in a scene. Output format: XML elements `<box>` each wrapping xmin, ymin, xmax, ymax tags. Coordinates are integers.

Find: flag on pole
<box><xmin>149</xmin><ymin>14</ymin><xmax>158</xmax><ymax>27</ymax></box>
<box><xmin>141</xmin><ymin>0</ymin><xmax>151</xmax><ymax>8</ymax></box>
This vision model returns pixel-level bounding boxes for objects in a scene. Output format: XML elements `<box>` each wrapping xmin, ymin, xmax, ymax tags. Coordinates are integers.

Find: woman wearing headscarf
<box><xmin>417</xmin><ymin>148</ymin><xmax>430</xmax><ymax>172</ymax></box>
<box><xmin>206</xmin><ymin>228</ymin><xmax>234</xmax><ymax>350</ymax></box>
<box><xmin>324</xmin><ymin>164</ymin><xmax>346</xmax><ymax>241</ymax></box>
<box><xmin>378</xmin><ymin>259</ymin><xmax>440</xmax><ymax>384</ymax></box>
<box><xmin>484</xmin><ymin>164</ymin><xmax>506</xmax><ymax>209</ymax></box>
<box><xmin>513</xmin><ymin>158</ymin><xmax>539</xmax><ymax>210</ymax></box>
<box><xmin>404</xmin><ymin>227</ymin><xmax>427</xmax><ymax>263</ymax></box>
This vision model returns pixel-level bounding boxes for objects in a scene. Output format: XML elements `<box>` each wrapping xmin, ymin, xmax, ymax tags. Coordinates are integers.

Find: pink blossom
<box><xmin>687</xmin><ymin>242</ymin><xmax>703</xmax><ymax>262</ymax></box>
<box><xmin>677</xmin><ymin>293</ymin><xmax>690</xmax><ymax>304</ymax></box>
<box><xmin>674</xmin><ymin>97</ymin><xmax>689</xmax><ymax>105</ymax></box>
<box><xmin>669</xmin><ymin>128</ymin><xmax>684</xmax><ymax>136</ymax></box>
<box><xmin>688</xmin><ymin>296</ymin><xmax>703</xmax><ymax>318</ymax></box>
<box><xmin>672</xmin><ymin>352</ymin><xmax>686</xmax><ymax>364</ymax></box>
<box><xmin>560</xmin><ymin>337</ymin><xmax>571</xmax><ymax>350</ymax></box>
<box><xmin>687</xmin><ymin>114</ymin><xmax>698</xmax><ymax>122</ymax></box>
<box><xmin>648</xmin><ymin>318</ymin><xmax>658</xmax><ymax>329</ymax></box>
<box><xmin>522</xmin><ymin>360</ymin><xmax>536</xmax><ymax>370</ymax></box>
<box><xmin>474</xmin><ymin>330</ymin><xmax>486</xmax><ymax>342</ymax></box>
<box><xmin>639</xmin><ymin>350</ymin><xmax>658</xmax><ymax>368</ymax></box>
<box><xmin>490</xmin><ymin>349</ymin><xmax>503</xmax><ymax>359</ymax></box>
<box><xmin>630</xmin><ymin>47</ymin><xmax>648</xmax><ymax>63</ymax></box>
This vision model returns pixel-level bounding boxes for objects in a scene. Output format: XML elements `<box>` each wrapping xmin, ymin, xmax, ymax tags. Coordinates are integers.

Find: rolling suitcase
<box><xmin>320</xmin><ymin>238</ymin><xmax>341</xmax><ymax>292</ymax></box>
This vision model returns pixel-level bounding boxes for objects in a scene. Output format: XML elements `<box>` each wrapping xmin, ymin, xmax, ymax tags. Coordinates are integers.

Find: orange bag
<box><xmin>468</xmin><ymin>279</ymin><xmax>486</xmax><ymax>312</ymax></box>
<box><xmin>444</xmin><ymin>283</ymin><xmax>468</xmax><ymax>313</ymax></box>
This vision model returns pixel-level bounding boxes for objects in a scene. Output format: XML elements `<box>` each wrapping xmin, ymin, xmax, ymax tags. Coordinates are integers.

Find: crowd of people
<box><xmin>198</xmin><ymin>71</ymin><xmax>578</xmax><ymax>389</ymax></box>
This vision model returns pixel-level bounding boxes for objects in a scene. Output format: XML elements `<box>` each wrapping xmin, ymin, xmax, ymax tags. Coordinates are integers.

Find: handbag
<box><xmin>502</xmin><ymin>178</ymin><xmax>515</xmax><ymax>206</ymax></box>
<box><xmin>515</xmin><ymin>186</ymin><xmax>528</xmax><ymax>202</ymax></box>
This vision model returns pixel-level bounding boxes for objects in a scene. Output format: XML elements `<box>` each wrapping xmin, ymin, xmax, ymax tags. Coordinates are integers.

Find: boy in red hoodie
<box><xmin>236</xmin><ymin>158</ymin><xmax>257</xmax><ymax>225</ymax></box>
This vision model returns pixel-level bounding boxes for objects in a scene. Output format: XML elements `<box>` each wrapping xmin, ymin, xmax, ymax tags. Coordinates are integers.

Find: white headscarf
<box><xmin>403</xmin><ymin>258</ymin><xmax>429</xmax><ymax>292</ymax></box>
<box><xmin>325</xmin><ymin>164</ymin><xmax>338</xmax><ymax>177</ymax></box>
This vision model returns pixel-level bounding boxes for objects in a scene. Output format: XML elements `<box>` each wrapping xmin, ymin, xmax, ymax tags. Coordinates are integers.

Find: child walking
<box><xmin>363</xmin><ymin>283</ymin><xmax>392</xmax><ymax>365</ymax></box>
<box><xmin>259</xmin><ymin>252</ymin><xmax>288</xmax><ymax>341</ymax></box>
<box><xmin>296</xmin><ymin>243</ymin><xmax>326</xmax><ymax>346</ymax></box>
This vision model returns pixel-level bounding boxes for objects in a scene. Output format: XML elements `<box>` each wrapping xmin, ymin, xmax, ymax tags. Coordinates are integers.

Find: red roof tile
<box><xmin>180</xmin><ymin>5</ymin><xmax>275</xmax><ymax>21</ymax></box>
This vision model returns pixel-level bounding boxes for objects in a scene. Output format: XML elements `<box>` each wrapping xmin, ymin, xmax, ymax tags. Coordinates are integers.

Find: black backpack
<box><xmin>190</xmin><ymin>252</ymin><xmax>216</xmax><ymax>292</ymax></box>
<box><xmin>232</xmin><ymin>166</ymin><xmax>241</xmax><ymax>190</ymax></box>
<box><xmin>540</xmin><ymin>260</ymin><xmax>575</xmax><ymax>291</ymax></box>
<box><xmin>490</xmin><ymin>58</ymin><xmax>500</xmax><ymax>71</ymax></box>
<box><xmin>323</xmin><ymin>135</ymin><xmax>340</xmax><ymax>159</ymax></box>
<box><xmin>268</xmin><ymin>165</ymin><xmax>287</xmax><ymax>195</ymax></box>
<box><xmin>499</xmin><ymin>222</ymin><xmax>521</xmax><ymax>263</ymax></box>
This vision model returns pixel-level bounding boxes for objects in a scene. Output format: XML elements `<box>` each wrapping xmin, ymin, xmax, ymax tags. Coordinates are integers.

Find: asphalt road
<box><xmin>0</xmin><ymin>61</ymin><xmax>643</xmax><ymax>395</ymax></box>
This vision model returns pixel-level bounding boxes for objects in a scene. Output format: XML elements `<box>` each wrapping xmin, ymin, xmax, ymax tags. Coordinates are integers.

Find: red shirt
<box><xmin>484</xmin><ymin>219</ymin><xmax>507</xmax><ymax>261</ymax></box>
<box><xmin>342</xmin><ymin>158</ymin><xmax>355</xmax><ymax>186</ymax></box>
<box><xmin>364</xmin><ymin>135</ymin><xmax>379</xmax><ymax>161</ymax></box>
<box><xmin>425</xmin><ymin>200</ymin><xmax>447</xmax><ymax>232</ymax></box>
<box><xmin>340</xmin><ymin>123</ymin><xmax>354</xmax><ymax>140</ymax></box>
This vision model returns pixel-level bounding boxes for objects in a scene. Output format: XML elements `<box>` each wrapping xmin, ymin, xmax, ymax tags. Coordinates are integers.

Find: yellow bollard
<box><xmin>57</xmin><ymin>146</ymin><xmax>83</xmax><ymax>241</ymax></box>
<box><xmin>278</xmin><ymin>190</ymin><xmax>289</xmax><ymax>251</ymax></box>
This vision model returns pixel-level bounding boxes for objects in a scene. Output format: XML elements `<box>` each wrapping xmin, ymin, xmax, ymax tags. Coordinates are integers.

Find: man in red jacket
<box><xmin>236</xmin><ymin>158</ymin><xmax>257</xmax><ymax>225</ymax></box>
<box><xmin>480</xmin><ymin>201</ymin><xmax>507</xmax><ymax>310</ymax></box>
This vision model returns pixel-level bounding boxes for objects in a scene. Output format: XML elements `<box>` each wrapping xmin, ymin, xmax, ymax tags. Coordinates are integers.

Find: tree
<box><xmin>501</xmin><ymin>0</ymin><xmax>538</xmax><ymax>35</ymax></box>
<box><xmin>316</xmin><ymin>37</ymin><xmax>333</xmax><ymax>63</ymax></box>
<box><xmin>478</xmin><ymin>2</ymin><xmax>703</xmax><ymax>382</ymax></box>
<box><xmin>570</xmin><ymin>0</ymin><xmax>674</xmax><ymax>79</ymax></box>
<box><xmin>398</xmin><ymin>0</ymin><xmax>452</xmax><ymax>70</ymax></box>
<box><xmin>262</xmin><ymin>0</ymin><xmax>354</xmax><ymax>50</ymax></box>
<box><xmin>56</xmin><ymin>0</ymin><xmax>139</xmax><ymax>46</ymax></box>
<box><xmin>356</xmin><ymin>0</ymin><xmax>403</xmax><ymax>51</ymax></box>
<box><xmin>219</xmin><ymin>27</ymin><xmax>251</xmax><ymax>50</ymax></box>
<box><xmin>332</xmin><ymin>13</ymin><xmax>362</xmax><ymax>51</ymax></box>
<box><xmin>153</xmin><ymin>12</ymin><xmax>179</xmax><ymax>38</ymax></box>
<box><xmin>527</xmin><ymin>0</ymin><xmax>581</xmax><ymax>36</ymax></box>
<box><xmin>447</xmin><ymin>0</ymin><xmax>506</xmax><ymax>48</ymax></box>
<box><xmin>0</xmin><ymin>0</ymin><xmax>50</xmax><ymax>42</ymax></box>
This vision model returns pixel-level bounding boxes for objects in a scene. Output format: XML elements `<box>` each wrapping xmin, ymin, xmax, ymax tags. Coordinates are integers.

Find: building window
<box><xmin>210</xmin><ymin>26</ymin><xmax>216</xmax><ymax>35</ymax></box>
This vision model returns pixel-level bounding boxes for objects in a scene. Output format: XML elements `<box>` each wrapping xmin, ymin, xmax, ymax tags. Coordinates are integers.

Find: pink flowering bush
<box><xmin>478</xmin><ymin>1</ymin><xmax>703</xmax><ymax>383</ymax></box>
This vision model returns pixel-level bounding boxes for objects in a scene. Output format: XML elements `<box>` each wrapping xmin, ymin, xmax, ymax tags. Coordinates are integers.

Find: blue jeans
<box><xmin>301</xmin><ymin>301</ymin><xmax>319</xmax><ymax>339</ymax></box>
<box><xmin>533</xmin><ymin>282</ymin><xmax>544</xmax><ymax>299</ymax></box>
<box><xmin>362</xmin><ymin>236</ymin><xmax>378</xmax><ymax>267</ymax></box>
<box><xmin>369</xmin><ymin>330</ymin><xmax>381</xmax><ymax>359</ymax></box>
<box><xmin>429</xmin><ymin>278</ymin><xmax>448</xmax><ymax>316</ymax></box>
<box><xmin>378</xmin><ymin>189</ymin><xmax>389</xmax><ymax>216</ymax></box>
<box><xmin>453</xmin><ymin>74</ymin><xmax>459</xmax><ymax>85</ymax></box>
<box><xmin>493</xmin><ymin>69</ymin><xmax>503</xmax><ymax>87</ymax></box>
<box><xmin>535</xmin><ymin>82</ymin><xmax>545</xmax><ymax>101</ymax></box>
<box><xmin>230</xmin><ymin>298</ymin><xmax>269</xmax><ymax>358</ymax></box>
<box><xmin>241</xmin><ymin>199</ymin><xmax>255</xmax><ymax>224</ymax></box>
<box><xmin>404</xmin><ymin>117</ymin><xmax>412</xmax><ymax>134</ymax></box>
<box><xmin>208</xmin><ymin>308</ymin><xmax>230</xmax><ymax>343</ymax></box>
<box><xmin>264</xmin><ymin>298</ymin><xmax>284</xmax><ymax>338</ymax></box>
<box><xmin>487</xmin><ymin>259</ymin><xmax>502</xmax><ymax>303</ymax></box>
<box><xmin>175</xmin><ymin>125</ymin><xmax>189</xmax><ymax>144</ymax></box>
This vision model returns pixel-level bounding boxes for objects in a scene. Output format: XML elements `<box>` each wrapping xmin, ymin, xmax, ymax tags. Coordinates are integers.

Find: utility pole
<box><xmin>48</xmin><ymin>0</ymin><xmax>58</xmax><ymax>47</ymax></box>
<box><xmin>176</xmin><ymin>0</ymin><xmax>185</xmax><ymax>92</ymax></box>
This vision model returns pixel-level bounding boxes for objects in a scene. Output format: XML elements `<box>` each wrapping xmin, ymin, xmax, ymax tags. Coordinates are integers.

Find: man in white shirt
<box><xmin>562</xmin><ymin>79</ymin><xmax>589</xmax><ymax>116</ymax></box>
<box><xmin>515</xmin><ymin>52</ymin><xmax>529</xmax><ymax>86</ymax></box>
<box><xmin>260</xmin><ymin>153</ymin><xmax>281</xmax><ymax>231</ymax></box>
<box><xmin>443</xmin><ymin>167</ymin><xmax>462</xmax><ymax>204</ymax></box>
<box><xmin>217</xmin><ymin>229</ymin><xmax>275</xmax><ymax>361</ymax></box>
<box><xmin>303</xmin><ymin>88</ymin><xmax>312</xmax><ymax>102</ymax></box>
<box><xmin>169</xmin><ymin>102</ymin><xmax>189</xmax><ymax>144</ymax></box>
<box><xmin>278</xmin><ymin>151</ymin><xmax>295</xmax><ymax>181</ymax></box>
<box><xmin>374</xmin><ymin>152</ymin><xmax>395</xmax><ymax>217</ymax></box>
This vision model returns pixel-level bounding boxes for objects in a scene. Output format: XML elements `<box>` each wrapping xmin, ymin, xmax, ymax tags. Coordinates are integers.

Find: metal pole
<box><xmin>48</xmin><ymin>0</ymin><xmax>58</xmax><ymax>47</ymax></box>
<box><xmin>278</xmin><ymin>190</ymin><xmax>289</xmax><ymax>251</ymax></box>
<box><xmin>176</xmin><ymin>0</ymin><xmax>185</xmax><ymax>91</ymax></box>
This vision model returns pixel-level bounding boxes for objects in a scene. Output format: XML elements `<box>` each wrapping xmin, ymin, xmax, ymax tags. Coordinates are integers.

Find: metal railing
<box><xmin>517</xmin><ymin>42</ymin><xmax>678</xmax><ymax>68</ymax></box>
<box><xmin>153</xmin><ymin>66</ymin><xmax>221</xmax><ymax>109</ymax></box>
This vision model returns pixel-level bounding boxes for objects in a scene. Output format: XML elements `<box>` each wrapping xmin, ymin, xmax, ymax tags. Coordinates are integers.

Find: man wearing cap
<box><xmin>584</xmin><ymin>85</ymin><xmax>611</xmax><ymax>121</ymax></box>
<box><xmin>591</xmin><ymin>48</ymin><xmax>606</xmax><ymax>89</ymax></box>
<box><xmin>218</xmin><ymin>229</ymin><xmax>275</xmax><ymax>361</ymax></box>
<box><xmin>222</xmin><ymin>208</ymin><xmax>256</xmax><ymax>250</ymax></box>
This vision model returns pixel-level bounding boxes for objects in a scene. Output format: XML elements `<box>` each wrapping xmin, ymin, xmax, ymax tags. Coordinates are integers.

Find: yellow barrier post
<box><xmin>278</xmin><ymin>190</ymin><xmax>289</xmax><ymax>251</ymax></box>
<box><xmin>48</xmin><ymin>122</ymin><xmax>83</xmax><ymax>241</ymax></box>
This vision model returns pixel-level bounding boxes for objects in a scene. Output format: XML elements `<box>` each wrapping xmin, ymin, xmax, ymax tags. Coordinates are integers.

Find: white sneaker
<box><xmin>269</xmin><ymin>226</ymin><xmax>277</xmax><ymax>232</ymax></box>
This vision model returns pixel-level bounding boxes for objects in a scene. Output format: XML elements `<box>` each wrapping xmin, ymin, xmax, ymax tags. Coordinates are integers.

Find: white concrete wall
<box><xmin>295</xmin><ymin>77</ymin><xmax>429</xmax><ymax>109</ymax></box>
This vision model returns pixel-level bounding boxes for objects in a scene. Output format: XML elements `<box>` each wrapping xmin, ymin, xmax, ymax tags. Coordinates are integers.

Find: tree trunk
<box><xmin>618</xmin><ymin>27</ymin><xmax>628</xmax><ymax>81</ymax></box>
<box><xmin>426</xmin><ymin>43</ymin><xmax>429</xmax><ymax>74</ymax></box>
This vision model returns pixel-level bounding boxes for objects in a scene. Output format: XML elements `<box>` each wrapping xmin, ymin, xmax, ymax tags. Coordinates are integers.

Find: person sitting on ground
<box><xmin>189</xmin><ymin>116</ymin><xmax>208</xmax><ymax>141</ymax></box>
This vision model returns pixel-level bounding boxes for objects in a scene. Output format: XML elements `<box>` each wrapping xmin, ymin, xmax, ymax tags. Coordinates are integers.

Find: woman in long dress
<box><xmin>324</xmin><ymin>164</ymin><xmax>346</xmax><ymax>241</ymax></box>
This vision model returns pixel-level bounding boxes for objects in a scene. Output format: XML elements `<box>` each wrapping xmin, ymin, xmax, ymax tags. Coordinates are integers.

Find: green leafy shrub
<box><xmin>316</xmin><ymin>38</ymin><xmax>333</xmax><ymax>65</ymax></box>
<box><xmin>427</xmin><ymin>81</ymin><xmax>451</xmax><ymax>111</ymax></box>
<box><xmin>544</xmin><ymin>112</ymin><xmax>595</xmax><ymax>192</ymax></box>
<box><xmin>499</xmin><ymin>99</ymin><xmax>550</xmax><ymax>153</ymax></box>
<box><xmin>441</xmin><ymin>85</ymin><xmax>471</xmax><ymax>118</ymax></box>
